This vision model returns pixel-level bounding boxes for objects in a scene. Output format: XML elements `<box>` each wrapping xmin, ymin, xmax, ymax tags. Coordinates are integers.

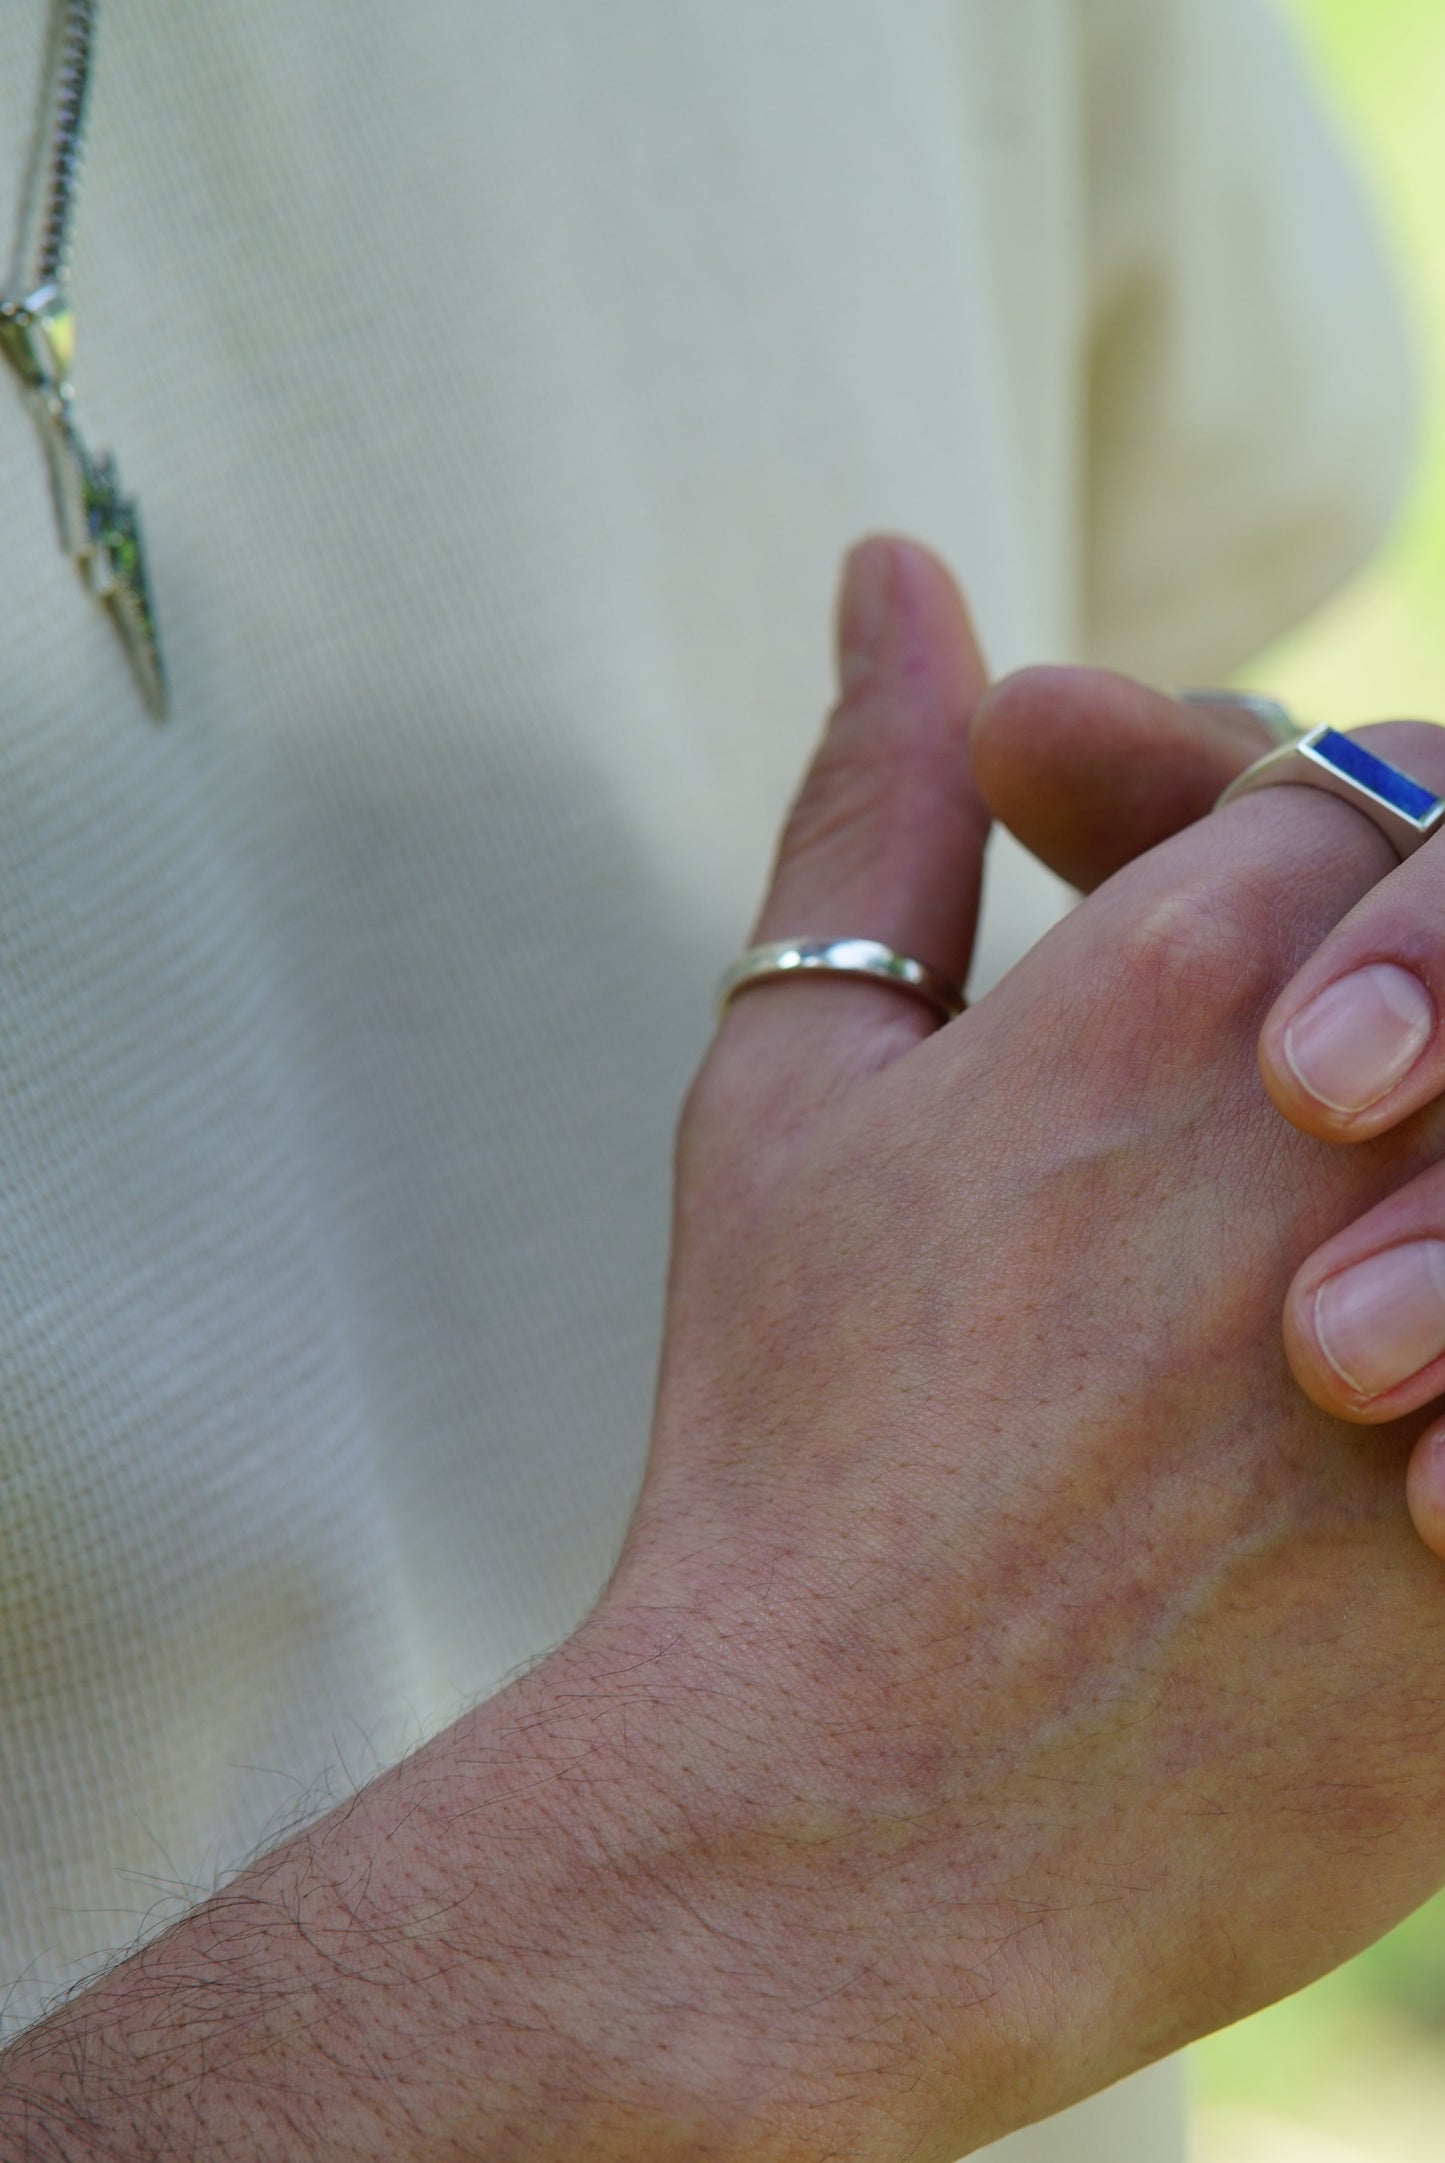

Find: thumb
<box><xmin>714</xmin><ymin>535</ymin><xmax>991</xmax><ymax>1114</ymax></box>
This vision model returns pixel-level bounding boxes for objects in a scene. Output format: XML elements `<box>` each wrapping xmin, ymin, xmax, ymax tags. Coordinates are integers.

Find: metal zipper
<box><xmin>11</xmin><ymin>0</ymin><xmax>95</xmax><ymax>298</ymax></box>
<box><xmin>0</xmin><ymin>0</ymin><xmax>166</xmax><ymax>718</ymax></box>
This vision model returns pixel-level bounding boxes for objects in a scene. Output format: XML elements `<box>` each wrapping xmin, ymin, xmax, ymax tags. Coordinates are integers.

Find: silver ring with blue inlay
<box><xmin>1214</xmin><ymin>726</ymin><xmax>1445</xmax><ymax>861</ymax></box>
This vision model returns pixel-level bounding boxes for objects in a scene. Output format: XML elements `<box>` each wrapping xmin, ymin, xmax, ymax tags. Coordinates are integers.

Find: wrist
<box><xmin>0</xmin><ymin>1604</ymin><xmax>946</xmax><ymax>2163</ymax></box>
<box><xmin>485</xmin><ymin>1606</ymin><xmax>888</xmax><ymax>2161</ymax></box>
<box><xmin>539</xmin><ymin>1588</ymin><xmax>1022</xmax><ymax>2163</ymax></box>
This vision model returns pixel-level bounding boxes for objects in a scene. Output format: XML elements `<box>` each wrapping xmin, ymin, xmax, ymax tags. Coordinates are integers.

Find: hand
<box><xmin>6</xmin><ymin>540</ymin><xmax>1445</xmax><ymax>2163</ymax></box>
<box><xmin>973</xmin><ymin>673</ymin><xmax>1445</xmax><ymax>1565</ymax></box>
<box><xmin>602</xmin><ymin>541</ymin><xmax>1445</xmax><ymax>2156</ymax></box>
<box><xmin>1230</xmin><ymin>734</ymin><xmax>1445</xmax><ymax>1557</ymax></box>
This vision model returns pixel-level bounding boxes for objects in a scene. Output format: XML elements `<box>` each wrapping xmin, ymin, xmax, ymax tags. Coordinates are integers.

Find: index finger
<box><xmin>1253</xmin><ymin>724</ymin><xmax>1445</xmax><ymax>1141</ymax></box>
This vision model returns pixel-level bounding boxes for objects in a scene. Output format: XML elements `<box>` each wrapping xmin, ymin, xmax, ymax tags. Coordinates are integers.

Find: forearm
<box><xmin>0</xmin><ymin>1604</ymin><xmax>964</xmax><ymax>2163</ymax></box>
<box><xmin>0</xmin><ymin>1617</ymin><xmax>729</xmax><ymax>2160</ymax></box>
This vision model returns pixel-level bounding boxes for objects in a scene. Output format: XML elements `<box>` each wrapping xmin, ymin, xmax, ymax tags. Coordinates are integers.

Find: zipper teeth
<box><xmin>32</xmin><ymin>0</ymin><xmax>95</xmax><ymax>290</ymax></box>
<box><xmin>7</xmin><ymin>1</ymin><xmax>94</xmax><ymax>299</ymax></box>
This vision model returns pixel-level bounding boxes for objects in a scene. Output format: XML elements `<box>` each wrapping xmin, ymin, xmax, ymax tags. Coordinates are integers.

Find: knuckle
<box><xmin>1105</xmin><ymin>878</ymin><xmax>1276</xmax><ymax>1030</ymax></box>
<box><xmin>1060</xmin><ymin>877</ymin><xmax>1277</xmax><ymax>1104</ymax></box>
<box><xmin>776</xmin><ymin>720</ymin><xmax>957</xmax><ymax>903</ymax></box>
<box><xmin>777</xmin><ymin>733</ymin><xmax>887</xmax><ymax>875</ymax></box>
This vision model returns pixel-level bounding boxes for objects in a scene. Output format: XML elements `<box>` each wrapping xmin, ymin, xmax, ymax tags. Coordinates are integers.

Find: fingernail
<box><xmin>1314</xmin><ymin>1241</ymin><xmax>1445</xmax><ymax>1399</ymax></box>
<box><xmin>836</xmin><ymin>539</ymin><xmax>902</xmax><ymax>691</ymax></box>
<box><xmin>1282</xmin><ymin>964</ymin><xmax>1434</xmax><ymax>1113</ymax></box>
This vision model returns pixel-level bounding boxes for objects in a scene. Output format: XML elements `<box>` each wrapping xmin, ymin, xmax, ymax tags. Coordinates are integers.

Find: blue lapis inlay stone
<box><xmin>1309</xmin><ymin>728</ymin><xmax>1443</xmax><ymax>824</ymax></box>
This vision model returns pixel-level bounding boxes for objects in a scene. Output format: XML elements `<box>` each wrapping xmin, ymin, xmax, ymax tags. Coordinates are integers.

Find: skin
<box><xmin>972</xmin><ymin>669</ymin><xmax>1445</xmax><ymax>1560</ymax></box>
<box><xmin>6</xmin><ymin>539</ymin><xmax>1445</xmax><ymax>2160</ymax></box>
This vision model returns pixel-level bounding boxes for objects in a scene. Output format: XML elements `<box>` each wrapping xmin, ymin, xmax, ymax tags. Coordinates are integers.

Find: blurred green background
<box><xmin>1192</xmin><ymin>2</ymin><xmax>1445</xmax><ymax>2157</ymax></box>
<box><xmin>1246</xmin><ymin>0</ymin><xmax>1445</xmax><ymax>724</ymax></box>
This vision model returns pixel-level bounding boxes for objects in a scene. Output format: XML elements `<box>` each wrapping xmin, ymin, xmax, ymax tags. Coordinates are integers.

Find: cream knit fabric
<box><xmin>0</xmin><ymin>3</ymin><xmax>1410</xmax><ymax>2152</ymax></box>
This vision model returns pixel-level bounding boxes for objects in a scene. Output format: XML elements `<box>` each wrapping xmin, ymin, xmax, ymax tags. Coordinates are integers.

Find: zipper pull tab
<box><xmin>0</xmin><ymin>281</ymin><xmax>75</xmax><ymax>390</ymax></box>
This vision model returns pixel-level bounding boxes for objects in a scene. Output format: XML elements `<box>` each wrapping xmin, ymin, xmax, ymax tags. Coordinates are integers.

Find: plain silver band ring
<box><xmin>1214</xmin><ymin>725</ymin><xmax>1445</xmax><ymax>862</ymax></box>
<box><xmin>716</xmin><ymin>939</ymin><xmax>965</xmax><ymax>1024</ymax></box>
